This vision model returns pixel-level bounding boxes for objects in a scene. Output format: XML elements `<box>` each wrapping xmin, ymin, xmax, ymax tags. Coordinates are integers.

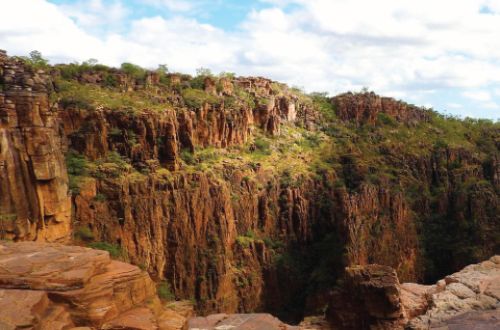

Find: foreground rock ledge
<box><xmin>0</xmin><ymin>242</ymin><xmax>187</xmax><ymax>330</ymax></box>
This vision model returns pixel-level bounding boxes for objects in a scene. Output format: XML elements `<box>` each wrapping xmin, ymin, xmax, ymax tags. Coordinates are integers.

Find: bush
<box><xmin>377</xmin><ymin>113</ymin><xmax>397</xmax><ymax>126</ymax></box>
<box><xmin>236</xmin><ymin>235</ymin><xmax>254</xmax><ymax>248</ymax></box>
<box><xmin>88</xmin><ymin>242</ymin><xmax>125</xmax><ymax>259</ymax></box>
<box><xmin>93</xmin><ymin>193</ymin><xmax>107</xmax><ymax>202</ymax></box>
<box><xmin>66</xmin><ymin>151</ymin><xmax>88</xmax><ymax>175</ymax></box>
<box><xmin>120</xmin><ymin>62</ymin><xmax>147</xmax><ymax>81</ymax></box>
<box><xmin>253</xmin><ymin>137</ymin><xmax>271</xmax><ymax>155</ymax></box>
<box><xmin>182</xmin><ymin>88</ymin><xmax>219</xmax><ymax>109</ymax></box>
<box><xmin>180</xmin><ymin>149</ymin><xmax>196</xmax><ymax>165</ymax></box>
<box><xmin>75</xmin><ymin>226</ymin><xmax>94</xmax><ymax>241</ymax></box>
<box><xmin>158</xmin><ymin>281</ymin><xmax>175</xmax><ymax>301</ymax></box>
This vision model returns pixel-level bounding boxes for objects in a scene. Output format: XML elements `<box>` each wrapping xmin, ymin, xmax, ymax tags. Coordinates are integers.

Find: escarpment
<box><xmin>0</xmin><ymin>51</ymin><xmax>498</xmax><ymax>326</ymax></box>
<box><xmin>0</xmin><ymin>50</ymin><xmax>71</xmax><ymax>242</ymax></box>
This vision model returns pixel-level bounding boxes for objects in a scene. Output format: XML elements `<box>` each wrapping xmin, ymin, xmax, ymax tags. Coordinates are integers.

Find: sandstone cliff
<box><xmin>0</xmin><ymin>50</ymin><xmax>71</xmax><ymax>242</ymax></box>
<box><xmin>0</xmin><ymin>51</ymin><xmax>498</xmax><ymax>324</ymax></box>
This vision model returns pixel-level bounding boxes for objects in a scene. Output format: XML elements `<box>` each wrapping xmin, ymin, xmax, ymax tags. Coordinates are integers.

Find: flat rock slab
<box><xmin>188</xmin><ymin>313</ymin><xmax>299</xmax><ymax>330</ymax></box>
<box><xmin>0</xmin><ymin>241</ymin><xmax>109</xmax><ymax>291</ymax></box>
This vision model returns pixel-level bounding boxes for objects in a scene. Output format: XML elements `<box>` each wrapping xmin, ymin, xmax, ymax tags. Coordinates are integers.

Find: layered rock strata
<box><xmin>0</xmin><ymin>241</ymin><xmax>187</xmax><ymax>330</ymax></box>
<box><xmin>0</xmin><ymin>50</ymin><xmax>71</xmax><ymax>242</ymax></box>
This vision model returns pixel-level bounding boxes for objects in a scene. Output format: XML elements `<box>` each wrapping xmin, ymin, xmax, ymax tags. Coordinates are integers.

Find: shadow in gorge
<box><xmin>261</xmin><ymin>233</ymin><xmax>345</xmax><ymax>324</ymax></box>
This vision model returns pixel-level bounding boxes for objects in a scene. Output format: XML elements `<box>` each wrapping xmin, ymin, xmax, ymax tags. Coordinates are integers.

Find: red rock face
<box><xmin>0</xmin><ymin>51</ymin><xmax>497</xmax><ymax>324</ymax></box>
<box><xmin>332</xmin><ymin>92</ymin><xmax>430</xmax><ymax>125</ymax></box>
<box><xmin>0</xmin><ymin>51</ymin><xmax>71</xmax><ymax>242</ymax></box>
<box><xmin>326</xmin><ymin>264</ymin><xmax>406</xmax><ymax>330</ymax></box>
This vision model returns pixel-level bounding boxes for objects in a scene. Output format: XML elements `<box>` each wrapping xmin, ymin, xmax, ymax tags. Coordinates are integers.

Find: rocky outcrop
<box><xmin>332</xmin><ymin>92</ymin><xmax>429</xmax><ymax>125</ymax></box>
<box><xmin>0</xmin><ymin>50</ymin><xmax>71</xmax><ymax>242</ymax></box>
<box><xmin>407</xmin><ymin>255</ymin><xmax>500</xmax><ymax>329</ymax></box>
<box><xmin>0</xmin><ymin>241</ymin><xmax>188</xmax><ymax>329</ymax></box>
<box><xmin>326</xmin><ymin>256</ymin><xmax>500</xmax><ymax>329</ymax></box>
<box><xmin>326</xmin><ymin>264</ymin><xmax>406</xmax><ymax>329</ymax></box>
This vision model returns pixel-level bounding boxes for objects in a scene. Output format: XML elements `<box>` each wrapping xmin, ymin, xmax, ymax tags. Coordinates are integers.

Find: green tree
<box><xmin>196</xmin><ymin>67</ymin><xmax>212</xmax><ymax>77</ymax></box>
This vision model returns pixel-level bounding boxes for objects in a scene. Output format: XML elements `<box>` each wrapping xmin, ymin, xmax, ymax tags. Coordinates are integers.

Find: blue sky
<box><xmin>1</xmin><ymin>0</ymin><xmax>500</xmax><ymax>120</ymax></box>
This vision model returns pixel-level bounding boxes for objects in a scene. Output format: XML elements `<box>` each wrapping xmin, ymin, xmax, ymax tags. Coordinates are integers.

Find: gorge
<box><xmin>0</xmin><ymin>50</ymin><xmax>498</xmax><ymax>329</ymax></box>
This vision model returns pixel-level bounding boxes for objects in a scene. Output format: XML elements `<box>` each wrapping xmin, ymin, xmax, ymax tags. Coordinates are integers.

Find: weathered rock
<box><xmin>0</xmin><ymin>242</ymin><xmax>187</xmax><ymax>329</ymax></box>
<box><xmin>188</xmin><ymin>313</ymin><xmax>299</xmax><ymax>330</ymax></box>
<box><xmin>326</xmin><ymin>264</ymin><xmax>406</xmax><ymax>329</ymax></box>
<box><xmin>332</xmin><ymin>92</ymin><xmax>429</xmax><ymax>126</ymax></box>
<box><xmin>0</xmin><ymin>289</ymin><xmax>74</xmax><ymax>330</ymax></box>
<box><xmin>327</xmin><ymin>256</ymin><xmax>500</xmax><ymax>329</ymax></box>
<box><xmin>408</xmin><ymin>255</ymin><xmax>500</xmax><ymax>329</ymax></box>
<box><xmin>0</xmin><ymin>54</ymin><xmax>71</xmax><ymax>242</ymax></box>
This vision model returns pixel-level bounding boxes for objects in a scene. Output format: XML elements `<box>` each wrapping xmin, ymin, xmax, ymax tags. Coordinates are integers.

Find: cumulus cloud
<box><xmin>0</xmin><ymin>0</ymin><xmax>499</xmax><ymax>118</ymax></box>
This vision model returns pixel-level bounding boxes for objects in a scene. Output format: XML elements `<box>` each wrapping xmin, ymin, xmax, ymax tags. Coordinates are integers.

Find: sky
<box><xmin>1</xmin><ymin>0</ymin><xmax>499</xmax><ymax>120</ymax></box>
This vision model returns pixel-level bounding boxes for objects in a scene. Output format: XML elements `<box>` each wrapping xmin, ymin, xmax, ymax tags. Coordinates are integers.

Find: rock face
<box><xmin>0</xmin><ymin>51</ymin><xmax>498</xmax><ymax>323</ymax></box>
<box><xmin>326</xmin><ymin>264</ymin><xmax>406</xmax><ymax>329</ymax></box>
<box><xmin>0</xmin><ymin>50</ymin><xmax>71</xmax><ymax>242</ymax></box>
<box><xmin>327</xmin><ymin>256</ymin><xmax>500</xmax><ymax>329</ymax></box>
<box><xmin>332</xmin><ymin>92</ymin><xmax>430</xmax><ymax>125</ymax></box>
<box><xmin>0</xmin><ymin>241</ymin><xmax>187</xmax><ymax>329</ymax></box>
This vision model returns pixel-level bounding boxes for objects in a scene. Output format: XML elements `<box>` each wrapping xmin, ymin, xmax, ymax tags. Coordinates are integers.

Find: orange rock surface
<box><xmin>0</xmin><ymin>242</ymin><xmax>187</xmax><ymax>330</ymax></box>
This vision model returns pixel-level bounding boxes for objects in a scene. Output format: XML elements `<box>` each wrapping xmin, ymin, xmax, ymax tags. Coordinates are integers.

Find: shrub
<box><xmin>158</xmin><ymin>281</ymin><xmax>175</xmax><ymax>301</ymax></box>
<box><xmin>120</xmin><ymin>62</ymin><xmax>147</xmax><ymax>81</ymax></box>
<box><xmin>236</xmin><ymin>235</ymin><xmax>254</xmax><ymax>248</ymax></box>
<box><xmin>75</xmin><ymin>226</ymin><xmax>94</xmax><ymax>241</ymax></box>
<box><xmin>93</xmin><ymin>193</ymin><xmax>107</xmax><ymax>202</ymax></box>
<box><xmin>182</xmin><ymin>88</ymin><xmax>219</xmax><ymax>109</ymax></box>
<box><xmin>253</xmin><ymin>137</ymin><xmax>271</xmax><ymax>155</ymax></box>
<box><xmin>103</xmin><ymin>73</ymin><xmax>119</xmax><ymax>87</ymax></box>
<box><xmin>180</xmin><ymin>149</ymin><xmax>196</xmax><ymax>165</ymax></box>
<box><xmin>66</xmin><ymin>151</ymin><xmax>88</xmax><ymax>193</ymax></box>
<box><xmin>22</xmin><ymin>50</ymin><xmax>49</xmax><ymax>70</ymax></box>
<box><xmin>88</xmin><ymin>242</ymin><xmax>125</xmax><ymax>259</ymax></box>
<box><xmin>0</xmin><ymin>214</ymin><xmax>17</xmax><ymax>222</ymax></box>
<box><xmin>377</xmin><ymin>113</ymin><xmax>397</xmax><ymax>126</ymax></box>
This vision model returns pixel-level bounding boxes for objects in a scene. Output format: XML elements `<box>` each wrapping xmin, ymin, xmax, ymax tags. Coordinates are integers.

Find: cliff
<box><xmin>0</xmin><ymin>51</ymin><xmax>498</xmax><ymax>324</ymax></box>
<box><xmin>0</xmin><ymin>50</ymin><xmax>71</xmax><ymax>242</ymax></box>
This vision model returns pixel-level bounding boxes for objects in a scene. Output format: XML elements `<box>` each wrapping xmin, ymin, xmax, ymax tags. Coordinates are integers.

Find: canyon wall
<box><xmin>0</xmin><ymin>50</ymin><xmax>71</xmax><ymax>242</ymax></box>
<box><xmin>0</xmin><ymin>52</ymin><xmax>498</xmax><ymax>323</ymax></box>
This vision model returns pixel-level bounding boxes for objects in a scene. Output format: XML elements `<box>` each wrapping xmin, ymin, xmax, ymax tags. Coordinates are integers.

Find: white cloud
<box><xmin>1</xmin><ymin>0</ymin><xmax>500</xmax><ymax>119</ymax></box>
<box><xmin>446</xmin><ymin>103</ymin><xmax>464</xmax><ymax>109</ymax></box>
<box><xmin>482</xmin><ymin>101</ymin><xmax>500</xmax><ymax>109</ymax></box>
<box><xmin>462</xmin><ymin>90</ymin><xmax>492</xmax><ymax>102</ymax></box>
<box><xmin>142</xmin><ymin>0</ymin><xmax>194</xmax><ymax>12</ymax></box>
<box><xmin>58</xmin><ymin>0</ymin><xmax>129</xmax><ymax>32</ymax></box>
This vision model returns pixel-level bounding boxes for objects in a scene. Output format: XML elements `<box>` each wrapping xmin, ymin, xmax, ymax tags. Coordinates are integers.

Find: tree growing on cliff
<box><xmin>20</xmin><ymin>50</ymin><xmax>49</xmax><ymax>69</ymax></box>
